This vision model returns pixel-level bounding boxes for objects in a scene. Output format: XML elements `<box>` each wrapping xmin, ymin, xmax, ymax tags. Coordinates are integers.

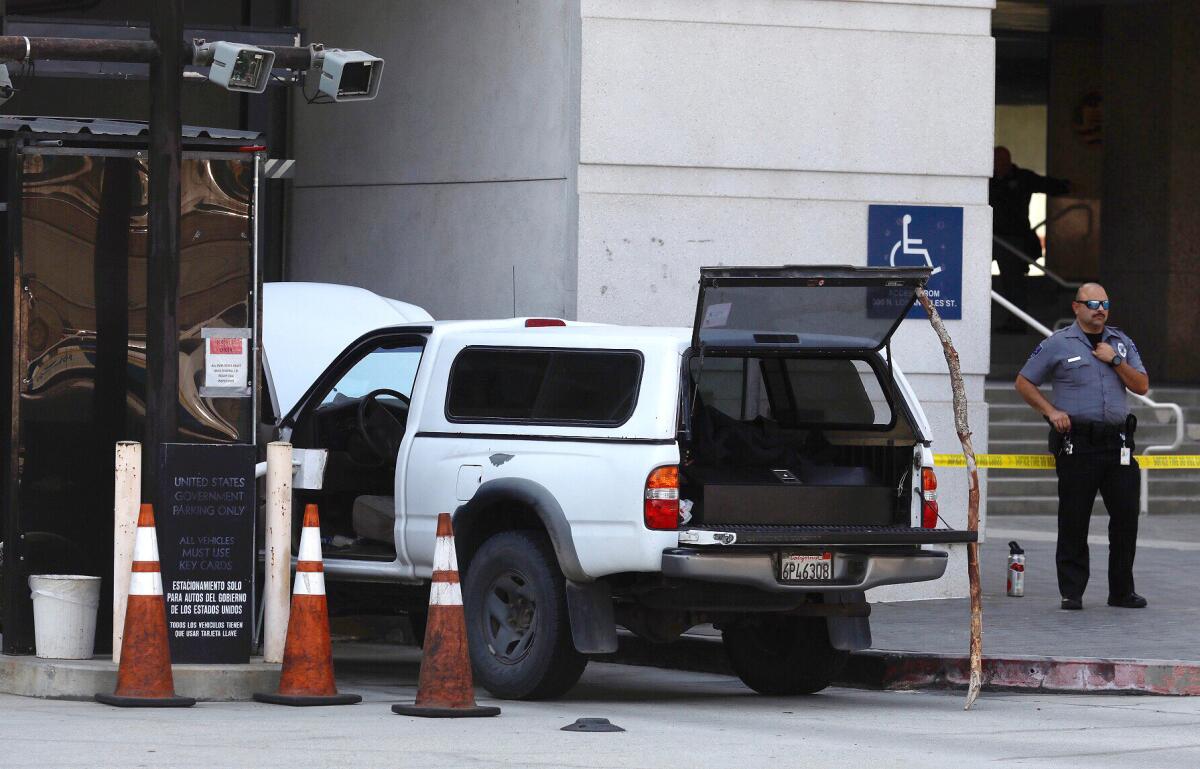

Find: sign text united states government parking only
<box><xmin>868</xmin><ymin>205</ymin><xmax>964</xmax><ymax>320</ymax></box>
<box><xmin>157</xmin><ymin>443</ymin><xmax>256</xmax><ymax>663</ymax></box>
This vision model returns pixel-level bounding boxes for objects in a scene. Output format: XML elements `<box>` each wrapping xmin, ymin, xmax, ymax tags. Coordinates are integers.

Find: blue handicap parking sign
<box><xmin>867</xmin><ymin>205</ymin><xmax>963</xmax><ymax>320</ymax></box>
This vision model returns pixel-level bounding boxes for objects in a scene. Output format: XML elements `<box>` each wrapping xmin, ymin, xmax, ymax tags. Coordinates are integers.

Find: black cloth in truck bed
<box><xmin>685</xmin><ymin>406</ymin><xmax>894</xmax><ymax>525</ymax></box>
<box><xmin>688</xmin><ymin>405</ymin><xmax>882</xmax><ymax>486</ymax></box>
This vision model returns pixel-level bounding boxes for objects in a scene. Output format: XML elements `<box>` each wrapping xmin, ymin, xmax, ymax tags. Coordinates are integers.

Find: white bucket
<box><xmin>29</xmin><ymin>574</ymin><xmax>102</xmax><ymax>660</ymax></box>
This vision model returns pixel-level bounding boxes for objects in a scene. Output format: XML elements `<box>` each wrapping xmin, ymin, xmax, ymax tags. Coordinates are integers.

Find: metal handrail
<box><xmin>992</xmin><ymin>234</ymin><xmax>1082</xmax><ymax>290</ymax></box>
<box><xmin>992</xmin><ymin>202</ymin><xmax>1095</xmax><ymax>292</ymax></box>
<box><xmin>1030</xmin><ymin>201</ymin><xmax>1095</xmax><ymax>236</ymax></box>
<box><xmin>991</xmin><ymin>290</ymin><xmax>1185</xmax><ymax>515</ymax></box>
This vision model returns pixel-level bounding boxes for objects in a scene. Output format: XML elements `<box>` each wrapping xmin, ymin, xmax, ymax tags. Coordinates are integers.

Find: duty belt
<box><xmin>1050</xmin><ymin>415</ymin><xmax>1137</xmax><ymax>456</ymax></box>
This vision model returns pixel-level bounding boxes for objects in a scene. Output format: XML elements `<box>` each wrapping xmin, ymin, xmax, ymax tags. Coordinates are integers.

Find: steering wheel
<box><xmin>355</xmin><ymin>388</ymin><xmax>411</xmax><ymax>466</ymax></box>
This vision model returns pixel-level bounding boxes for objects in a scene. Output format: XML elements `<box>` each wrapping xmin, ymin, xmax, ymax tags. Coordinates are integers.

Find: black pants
<box><xmin>1055</xmin><ymin>451</ymin><xmax>1140</xmax><ymax>601</ymax></box>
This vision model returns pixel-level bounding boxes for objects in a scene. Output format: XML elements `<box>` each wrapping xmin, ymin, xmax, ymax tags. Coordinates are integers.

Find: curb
<box><xmin>846</xmin><ymin>650</ymin><xmax>1200</xmax><ymax>696</ymax></box>
<box><xmin>0</xmin><ymin>654</ymin><xmax>281</xmax><ymax>701</ymax></box>
<box><xmin>606</xmin><ymin>636</ymin><xmax>1200</xmax><ymax>696</ymax></box>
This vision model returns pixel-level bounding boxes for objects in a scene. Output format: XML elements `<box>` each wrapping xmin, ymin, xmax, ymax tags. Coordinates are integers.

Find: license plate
<box><xmin>780</xmin><ymin>552</ymin><xmax>833</xmax><ymax>582</ymax></box>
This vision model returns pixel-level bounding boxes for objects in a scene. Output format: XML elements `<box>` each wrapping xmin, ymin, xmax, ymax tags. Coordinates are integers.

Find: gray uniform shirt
<box><xmin>1018</xmin><ymin>322</ymin><xmax>1146</xmax><ymax>425</ymax></box>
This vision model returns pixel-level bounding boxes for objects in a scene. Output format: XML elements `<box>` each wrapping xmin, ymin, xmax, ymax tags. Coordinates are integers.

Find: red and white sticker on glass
<box><xmin>203</xmin><ymin>330</ymin><xmax>250</xmax><ymax>393</ymax></box>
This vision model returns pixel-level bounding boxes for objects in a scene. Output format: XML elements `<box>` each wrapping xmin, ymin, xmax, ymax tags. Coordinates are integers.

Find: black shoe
<box><xmin>1061</xmin><ymin>597</ymin><xmax>1083</xmax><ymax>610</ymax></box>
<box><xmin>1107</xmin><ymin>593</ymin><xmax>1148</xmax><ymax>609</ymax></box>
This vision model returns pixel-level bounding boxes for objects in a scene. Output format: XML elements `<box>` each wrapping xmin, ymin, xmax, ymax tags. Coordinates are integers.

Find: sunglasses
<box><xmin>1074</xmin><ymin>299</ymin><xmax>1110</xmax><ymax>310</ymax></box>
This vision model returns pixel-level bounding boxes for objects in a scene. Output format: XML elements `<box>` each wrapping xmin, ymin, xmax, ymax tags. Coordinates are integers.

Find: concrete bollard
<box><xmin>112</xmin><ymin>441</ymin><xmax>141</xmax><ymax>663</ymax></box>
<box><xmin>264</xmin><ymin>441</ymin><xmax>293</xmax><ymax>663</ymax></box>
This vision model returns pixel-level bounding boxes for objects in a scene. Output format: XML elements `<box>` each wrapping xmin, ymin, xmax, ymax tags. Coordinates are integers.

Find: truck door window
<box><xmin>321</xmin><ymin>344</ymin><xmax>422</xmax><ymax>407</ymax></box>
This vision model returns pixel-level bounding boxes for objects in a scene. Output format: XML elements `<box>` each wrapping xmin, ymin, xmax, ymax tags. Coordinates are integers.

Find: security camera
<box><xmin>315</xmin><ymin>49</ymin><xmax>384</xmax><ymax>102</ymax></box>
<box><xmin>206</xmin><ymin>41</ymin><xmax>276</xmax><ymax>94</ymax></box>
<box><xmin>0</xmin><ymin>65</ymin><xmax>14</xmax><ymax>106</ymax></box>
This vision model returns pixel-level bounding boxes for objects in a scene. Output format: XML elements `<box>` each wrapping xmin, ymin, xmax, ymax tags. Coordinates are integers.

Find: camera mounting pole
<box><xmin>145</xmin><ymin>0</ymin><xmax>184</xmax><ymax>491</ymax></box>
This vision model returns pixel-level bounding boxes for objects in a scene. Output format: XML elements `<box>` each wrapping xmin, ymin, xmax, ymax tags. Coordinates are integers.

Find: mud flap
<box><xmin>828</xmin><ymin>616</ymin><xmax>872</xmax><ymax>651</ymax></box>
<box><xmin>826</xmin><ymin>590</ymin><xmax>872</xmax><ymax>651</ymax></box>
<box><xmin>565</xmin><ymin>579</ymin><xmax>618</xmax><ymax>654</ymax></box>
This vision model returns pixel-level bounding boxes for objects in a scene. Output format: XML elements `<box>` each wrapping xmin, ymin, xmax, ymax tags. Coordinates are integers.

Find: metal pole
<box><xmin>263</xmin><ymin>442</ymin><xmax>293</xmax><ymax>663</ymax></box>
<box><xmin>112</xmin><ymin>441</ymin><xmax>141</xmax><ymax>662</ymax></box>
<box><xmin>145</xmin><ymin>1</ymin><xmax>183</xmax><ymax>492</ymax></box>
<box><xmin>0</xmin><ymin>36</ymin><xmax>158</xmax><ymax>63</ymax></box>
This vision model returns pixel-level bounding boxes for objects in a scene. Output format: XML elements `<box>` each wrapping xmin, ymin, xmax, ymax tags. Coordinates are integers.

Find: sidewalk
<box><xmin>613</xmin><ymin>513</ymin><xmax>1200</xmax><ymax>695</ymax></box>
<box><xmin>870</xmin><ymin>514</ymin><xmax>1200</xmax><ymax>661</ymax></box>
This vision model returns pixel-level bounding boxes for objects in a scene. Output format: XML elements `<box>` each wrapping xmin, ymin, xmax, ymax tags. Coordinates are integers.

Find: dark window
<box><xmin>690</xmin><ymin>356</ymin><xmax>892</xmax><ymax>429</ymax></box>
<box><xmin>447</xmin><ymin>348</ymin><xmax>642</xmax><ymax>425</ymax></box>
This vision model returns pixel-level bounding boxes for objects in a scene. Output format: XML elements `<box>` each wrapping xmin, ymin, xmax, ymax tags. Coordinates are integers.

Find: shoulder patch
<box><xmin>1030</xmin><ymin>343</ymin><xmax>1044</xmax><ymax>358</ymax></box>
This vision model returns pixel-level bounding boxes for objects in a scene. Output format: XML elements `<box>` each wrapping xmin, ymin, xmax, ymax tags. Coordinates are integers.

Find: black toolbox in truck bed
<box><xmin>683</xmin><ymin>465</ymin><xmax>896</xmax><ymax>526</ymax></box>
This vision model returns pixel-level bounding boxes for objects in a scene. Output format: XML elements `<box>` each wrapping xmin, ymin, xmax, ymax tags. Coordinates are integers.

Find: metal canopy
<box><xmin>0</xmin><ymin>115</ymin><xmax>262</xmax><ymax>142</ymax></box>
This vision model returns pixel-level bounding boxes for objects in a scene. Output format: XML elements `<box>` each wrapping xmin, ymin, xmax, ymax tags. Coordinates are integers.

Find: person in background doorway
<box><xmin>990</xmin><ymin>146</ymin><xmax>1071</xmax><ymax>333</ymax></box>
<box><xmin>1014</xmin><ymin>283</ymin><xmax>1149</xmax><ymax>611</ymax></box>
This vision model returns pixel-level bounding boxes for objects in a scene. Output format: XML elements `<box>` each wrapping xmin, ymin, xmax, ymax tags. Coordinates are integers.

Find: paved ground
<box><xmin>5</xmin><ymin>653</ymin><xmax>1200</xmax><ymax>769</ymax></box>
<box><xmin>870</xmin><ymin>514</ymin><xmax>1200</xmax><ymax>661</ymax></box>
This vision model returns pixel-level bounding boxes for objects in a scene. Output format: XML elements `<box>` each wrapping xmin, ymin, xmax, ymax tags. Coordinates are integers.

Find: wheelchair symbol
<box><xmin>889</xmin><ymin>214</ymin><xmax>942</xmax><ymax>275</ymax></box>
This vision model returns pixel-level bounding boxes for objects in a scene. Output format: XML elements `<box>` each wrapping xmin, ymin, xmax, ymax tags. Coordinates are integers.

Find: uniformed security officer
<box><xmin>1014</xmin><ymin>283</ymin><xmax>1149</xmax><ymax>610</ymax></box>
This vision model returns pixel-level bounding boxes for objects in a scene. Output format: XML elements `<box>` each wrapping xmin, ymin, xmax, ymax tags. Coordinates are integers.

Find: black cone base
<box><xmin>391</xmin><ymin>702</ymin><xmax>501</xmax><ymax>718</ymax></box>
<box><xmin>253</xmin><ymin>692</ymin><xmax>362</xmax><ymax>707</ymax></box>
<box><xmin>95</xmin><ymin>693</ymin><xmax>196</xmax><ymax>708</ymax></box>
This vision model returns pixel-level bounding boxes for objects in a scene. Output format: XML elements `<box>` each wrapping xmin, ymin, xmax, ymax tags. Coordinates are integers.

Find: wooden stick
<box><xmin>915</xmin><ymin>287</ymin><xmax>983</xmax><ymax>710</ymax></box>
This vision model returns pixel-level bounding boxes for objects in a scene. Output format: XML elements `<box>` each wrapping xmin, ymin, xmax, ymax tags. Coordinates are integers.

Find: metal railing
<box><xmin>992</xmin><ymin>234</ymin><xmax>1081</xmax><ymax>291</ymax></box>
<box><xmin>993</xmin><ymin>201</ymin><xmax>1096</xmax><ymax>292</ymax></box>
<box><xmin>991</xmin><ymin>290</ymin><xmax>1185</xmax><ymax>515</ymax></box>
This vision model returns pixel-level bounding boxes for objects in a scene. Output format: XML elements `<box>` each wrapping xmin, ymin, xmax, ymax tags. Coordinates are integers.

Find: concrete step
<box><xmin>988</xmin><ymin>465</ymin><xmax>1200</xmax><ymax>477</ymax></box>
<box><xmin>985</xmin><ymin>383</ymin><xmax>1200</xmax><ymax>409</ymax></box>
<box><xmin>987</xmin><ymin>403</ymin><xmax>1200</xmax><ymax>425</ymax></box>
<box><xmin>988</xmin><ymin>476</ymin><xmax>1200</xmax><ymax>497</ymax></box>
<box><xmin>989</xmin><ymin>496</ymin><xmax>1198</xmax><ymax>515</ymax></box>
<box><xmin>988</xmin><ymin>422</ymin><xmax>1185</xmax><ymax>443</ymax></box>
<box><xmin>988</xmin><ymin>439</ymin><xmax>1058</xmax><ymax>454</ymax></box>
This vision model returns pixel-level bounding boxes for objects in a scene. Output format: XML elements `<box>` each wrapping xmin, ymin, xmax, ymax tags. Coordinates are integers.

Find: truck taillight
<box><xmin>645</xmin><ymin>465</ymin><xmax>680</xmax><ymax>530</ymax></box>
<box><xmin>921</xmin><ymin>467</ymin><xmax>939</xmax><ymax>528</ymax></box>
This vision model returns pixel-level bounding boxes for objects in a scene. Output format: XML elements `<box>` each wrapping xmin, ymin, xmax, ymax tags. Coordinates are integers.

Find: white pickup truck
<box><xmin>261</xmin><ymin>266</ymin><xmax>975</xmax><ymax>700</ymax></box>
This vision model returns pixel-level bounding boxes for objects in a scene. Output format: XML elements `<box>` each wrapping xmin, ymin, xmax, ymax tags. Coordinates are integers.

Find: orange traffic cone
<box><xmin>96</xmin><ymin>504</ymin><xmax>195</xmax><ymax>708</ymax></box>
<box><xmin>392</xmin><ymin>513</ymin><xmax>500</xmax><ymax>718</ymax></box>
<box><xmin>254</xmin><ymin>504</ymin><xmax>361</xmax><ymax>706</ymax></box>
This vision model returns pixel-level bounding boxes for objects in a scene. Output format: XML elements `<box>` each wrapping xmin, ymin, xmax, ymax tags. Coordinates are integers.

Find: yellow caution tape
<box><xmin>934</xmin><ymin>454</ymin><xmax>1200</xmax><ymax>470</ymax></box>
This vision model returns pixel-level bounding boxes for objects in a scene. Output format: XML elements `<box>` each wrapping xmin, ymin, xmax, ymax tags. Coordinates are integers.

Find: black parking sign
<box><xmin>157</xmin><ymin>443</ymin><xmax>256</xmax><ymax>663</ymax></box>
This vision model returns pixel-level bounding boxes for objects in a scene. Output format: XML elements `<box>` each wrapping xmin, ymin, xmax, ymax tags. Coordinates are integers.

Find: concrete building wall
<box><xmin>291</xmin><ymin>0</ymin><xmax>997</xmax><ymax>600</ymax></box>
<box><xmin>575</xmin><ymin>0</ymin><xmax>996</xmax><ymax>600</ymax></box>
<box><xmin>290</xmin><ymin>0</ymin><xmax>580</xmax><ymax>320</ymax></box>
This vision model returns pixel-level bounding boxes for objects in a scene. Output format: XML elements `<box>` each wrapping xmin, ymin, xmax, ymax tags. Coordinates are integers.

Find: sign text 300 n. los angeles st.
<box><xmin>157</xmin><ymin>443</ymin><xmax>256</xmax><ymax>663</ymax></box>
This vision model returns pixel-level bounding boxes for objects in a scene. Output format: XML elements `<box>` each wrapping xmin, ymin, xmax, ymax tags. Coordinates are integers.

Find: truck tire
<box><xmin>722</xmin><ymin>616</ymin><xmax>848</xmax><ymax>695</ymax></box>
<box><xmin>463</xmin><ymin>530</ymin><xmax>587</xmax><ymax>700</ymax></box>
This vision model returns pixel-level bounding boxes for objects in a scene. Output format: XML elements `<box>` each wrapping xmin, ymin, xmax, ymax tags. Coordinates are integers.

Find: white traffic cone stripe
<box><xmin>129</xmin><ymin>571</ymin><xmax>164</xmax><ymax>596</ymax></box>
<box><xmin>430</xmin><ymin>579</ymin><xmax>463</xmax><ymax>607</ymax></box>
<box><xmin>294</xmin><ymin>570</ymin><xmax>326</xmax><ymax>596</ymax></box>
<box><xmin>432</xmin><ymin>535</ymin><xmax>458</xmax><ymax>573</ymax></box>
<box><xmin>298</xmin><ymin>526</ymin><xmax>323</xmax><ymax>562</ymax></box>
<box><xmin>132</xmin><ymin>526</ymin><xmax>160</xmax><ymax>563</ymax></box>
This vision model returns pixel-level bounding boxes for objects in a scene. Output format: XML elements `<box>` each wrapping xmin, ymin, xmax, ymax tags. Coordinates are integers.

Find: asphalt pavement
<box><xmin>870</xmin><ymin>514</ymin><xmax>1200</xmax><ymax>661</ymax></box>
<box><xmin>5</xmin><ymin>654</ymin><xmax>1200</xmax><ymax>769</ymax></box>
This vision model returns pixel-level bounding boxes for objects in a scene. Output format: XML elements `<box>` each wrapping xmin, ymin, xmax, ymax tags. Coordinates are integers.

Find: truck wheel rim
<box><xmin>483</xmin><ymin>569</ymin><xmax>537</xmax><ymax>664</ymax></box>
